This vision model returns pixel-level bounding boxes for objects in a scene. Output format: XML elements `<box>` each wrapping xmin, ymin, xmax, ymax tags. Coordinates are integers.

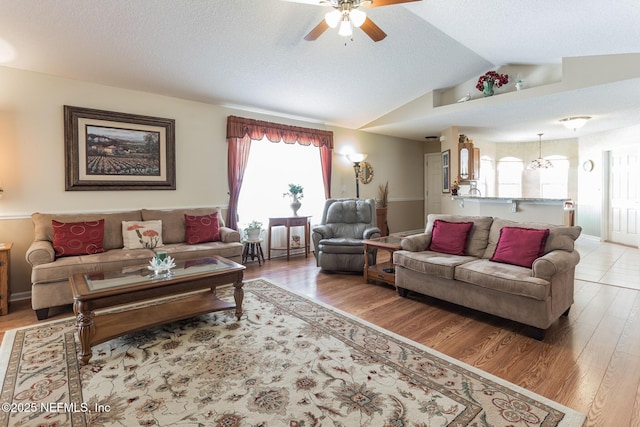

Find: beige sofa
<box><xmin>25</xmin><ymin>208</ymin><xmax>243</xmax><ymax>320</ymax></box>
<box><xmin>393</xmin><ymin>214</ymin><xmax>581</xmax><ymax>339</ymax></box>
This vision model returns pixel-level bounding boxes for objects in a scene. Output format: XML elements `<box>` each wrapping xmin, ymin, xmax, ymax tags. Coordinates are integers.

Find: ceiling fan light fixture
<box><xmin>338</xmin><ymin>17</ymin><xmax>352</xmax><ymax>37</ymax></box>
<box><xmin>559</xmin><ymin>116</ymin><xmax>591</xmax><ymax>131</ymax></box>
<box><xmin>325</xmin><ymin>9</ymin><xmax>341</xmax><ymax>28</ymax></box>
<box><xmin>349</xmin><ymin>9</ymin><xmax>366</xmax><ymax>27</ymax></box>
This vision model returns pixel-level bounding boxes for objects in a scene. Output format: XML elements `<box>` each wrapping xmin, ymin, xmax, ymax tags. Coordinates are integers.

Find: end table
<box><xmin>0</xmin><ymin>243</ymin><xmax>13</xmax><ymax>315</ymax></box>
<box><xmin>242</xmin><ymin>239</ymin><xmax>265</xmax><ymax>266</ymax></box>
<box><xmin>363</xmin><ymin>236</ymin><xmax>402</xmax><ymax>288</ymax></box>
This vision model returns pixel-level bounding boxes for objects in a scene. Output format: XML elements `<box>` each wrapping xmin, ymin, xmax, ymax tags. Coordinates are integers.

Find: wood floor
<box><xmin>2</xmin><ymin>250</ymin><xmax>639</xmax><ymax>426</ymax></box>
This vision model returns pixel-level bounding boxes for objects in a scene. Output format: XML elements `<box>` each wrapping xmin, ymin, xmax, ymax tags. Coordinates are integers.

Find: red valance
<box><xmin>226</xmin><ymin>115</ymin><xmax>333</xmax><ymax>148</ymax></box>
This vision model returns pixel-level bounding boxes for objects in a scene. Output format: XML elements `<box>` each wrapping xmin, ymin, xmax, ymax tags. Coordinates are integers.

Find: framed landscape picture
<box><xmin>442</xmin><ymin>149</ymin><xmax>450</xmax><ymax>193</ymax></box>
<box><xmin>64</xmin><ymin>106</ymin><xmax>176</xmax><ymax>190</ymax></box>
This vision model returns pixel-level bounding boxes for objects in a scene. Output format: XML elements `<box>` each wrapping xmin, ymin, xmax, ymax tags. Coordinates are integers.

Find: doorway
<box><xmin>424</xmin><ymin>153</ymin><xmax>442</xmax><ymax>220</ymax></box>
<box><xmin>607</xmin><ymin>146</ymin><xmax>639</xmax><ymax>247</ymax></box>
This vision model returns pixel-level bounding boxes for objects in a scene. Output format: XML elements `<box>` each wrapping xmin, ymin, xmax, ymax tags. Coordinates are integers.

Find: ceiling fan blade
<box><xmin>366</xmin><ymin>0</ymin><xmax>421</xmax><ymax>7</ymax></box>
<box><xmin>304</xmin><ymin>20</ymin><xmax>329</xmax><ymax>41</ymax></box>
<box><xmin>360</xmin><ymin>17</ymin><xmax>387</xmax><ymax>42</ymax></box>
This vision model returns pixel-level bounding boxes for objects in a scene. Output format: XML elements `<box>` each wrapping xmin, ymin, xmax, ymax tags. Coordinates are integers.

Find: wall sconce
<box><xmin>346</xmin><ymin>153</ymin><xmax>368</xmax><ymax>198</ymax></box>
<box><xmin>559</xmin><ymin>116</ymin><xmax>591</xmax><ymax>131</ymax></box>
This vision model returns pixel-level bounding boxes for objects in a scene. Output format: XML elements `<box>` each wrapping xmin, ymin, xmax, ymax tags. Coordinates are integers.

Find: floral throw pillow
<box><xmin>122</xmin><ymin>220</ymin><xmax>164</xmax><ymax>249</ymax></box>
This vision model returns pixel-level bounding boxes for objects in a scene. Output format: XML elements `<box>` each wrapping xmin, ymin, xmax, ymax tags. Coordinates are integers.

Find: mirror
<box><xmin>459</xmin><ymin>147</ymin><xmax>469</xmax><ymax>180</ymax></box>
<box><xmin>359</xmin><ymin>161</ymin><xmax>373</xmax><ymax>184</ymax></box>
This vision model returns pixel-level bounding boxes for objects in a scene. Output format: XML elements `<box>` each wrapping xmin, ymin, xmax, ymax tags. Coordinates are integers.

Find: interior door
<box><xmin>424</xmin><ymin>153</ymin><xmax>442</xmax><ymax>221</ymax></box>
<box><xmin>608</xmin><ymin>146</ymin><xmax>639</xmax><ymax>247</ymax></box>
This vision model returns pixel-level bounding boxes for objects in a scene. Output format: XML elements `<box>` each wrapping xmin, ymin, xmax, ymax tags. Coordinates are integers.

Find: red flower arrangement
<box><xmin>476</xmin><ymin>71</ymin><xmax>509</xmax><ymax>92</ymax></box>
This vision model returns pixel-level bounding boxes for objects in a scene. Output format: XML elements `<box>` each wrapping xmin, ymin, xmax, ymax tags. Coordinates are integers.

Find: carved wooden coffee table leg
<box><xmin>233</xmin><ymin>280</ymin><xmax>244</xmax><ymax>320</ymax></box>
<box><xmin>75</xmin><ymin>300</ymin><xmax>96</xmax><ymax>365</ymax></box>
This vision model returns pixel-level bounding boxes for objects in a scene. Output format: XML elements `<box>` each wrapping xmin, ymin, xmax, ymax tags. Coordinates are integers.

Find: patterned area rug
<box><xmin>0</xmin><ymin>278</ymin><xmax>585</xmax><ymax>426</ymax></box>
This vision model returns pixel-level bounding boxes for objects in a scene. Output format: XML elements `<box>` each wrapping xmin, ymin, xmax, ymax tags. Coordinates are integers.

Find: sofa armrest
<box><xmin>219</xmin><ymin>226</ymin><xmax>240</xmax><ymax>243</ymax></box>
<box><xmin>25</xmin><ymin>240</ymin><xmax>55</xmax><ymax>267</ymax></box>
<box><xmin>532</xmin><ymin>250</ymin><xmax>580</xmax><ymax>280</ymax></box>
<box><xmin>363</xmin><ymin>227</ymin><xmax>381</xmax><ymax>239</ymax></box>
<box><xmin>400</xmin><ymin>232</ymin><xmax>431</xmax><ymax>252</ymax></box>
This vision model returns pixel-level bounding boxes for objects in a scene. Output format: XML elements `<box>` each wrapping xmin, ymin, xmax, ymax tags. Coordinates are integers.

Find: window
<box><xmin>237</xmin><ymin>139</ymin><xmax>325</xmax><ymax>232</ymax></box>
<box><xmin>497</xmin><ymin>157</ymin><xmax>523</xmax><ymax>197</ymax></box>
<box><xmin>540</xmin><ymin>156</ymin><xmax>569</xmax><ymax>198</ymax></box>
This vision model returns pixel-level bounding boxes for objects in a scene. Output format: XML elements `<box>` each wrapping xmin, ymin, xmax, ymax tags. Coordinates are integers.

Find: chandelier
<box><xmin>528</xmin><ymin>133</ymin><xmax>553</xmax><ymax>170</ymax></box>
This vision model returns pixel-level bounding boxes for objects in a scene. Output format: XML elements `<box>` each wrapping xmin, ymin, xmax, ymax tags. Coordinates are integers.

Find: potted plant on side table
<box><xmin>244</xmin><ymin>220</ymin><xmax>263</xmax><ymax>240</ymax></box>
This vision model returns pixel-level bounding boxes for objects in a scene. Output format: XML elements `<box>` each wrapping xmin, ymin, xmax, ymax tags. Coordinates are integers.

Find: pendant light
<box><xmin>528</xmin><ymin>133</ymin><xmax>553</xmax><ymax>170</ymax></box>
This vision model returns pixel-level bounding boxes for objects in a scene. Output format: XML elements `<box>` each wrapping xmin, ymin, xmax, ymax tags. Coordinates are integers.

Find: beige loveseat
<box><xmin>393</xmin><ymin>214</ymin><xmax>581</xmax><ymax>339</ymax></box>
<box><xmin>25</xmin><ymin>208</ymin><xmax>243</xmax><ymax>320</ymax></box>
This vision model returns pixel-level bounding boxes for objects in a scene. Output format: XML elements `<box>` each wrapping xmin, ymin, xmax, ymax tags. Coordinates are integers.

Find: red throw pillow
<box><xmin>428</xmin><ymin>220</ymin><xmax>474</xmax><ymax>255</ymax></box>
<box><xmin>185</xmin><ymin>212</ymin><xmax>220</xmax><ymax>244</ymax></box>
<box><xmin>52</xmin><ymin>219</ymin><xmax>106</xmax><ymax>257</ymax></box>
<box><xmin>491</xmin><ymin>226</ymin><xmax>550</xmax><ymax>268</ymax></box>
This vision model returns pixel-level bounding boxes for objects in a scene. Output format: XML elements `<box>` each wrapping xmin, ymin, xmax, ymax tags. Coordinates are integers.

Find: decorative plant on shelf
<box><xmin>476</xmin><ymin>71</ymin><xmax>509</xmax><ymax>97</ymax></box>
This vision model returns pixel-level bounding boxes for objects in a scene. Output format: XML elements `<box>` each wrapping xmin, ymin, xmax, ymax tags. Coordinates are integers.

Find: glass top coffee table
<box><xmin>69</xmin><ymin>256</ymin><xmax>245</xmax><ymax>365</ymax></box>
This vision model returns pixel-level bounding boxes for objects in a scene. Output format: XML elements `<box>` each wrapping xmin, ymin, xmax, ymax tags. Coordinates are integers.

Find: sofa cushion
<box><xmin>425</xmin><ymin>214</ymin><xmax>493</xmax><ymax>258</ymax></box>
<box><xmin>52</xmin><ymin>219</ymin><xmax>106</xmax><ymax>257</ymax></box>
<box><xmin>158</xmin><ymin>242</ymin><xmax>244</xmax><ymax>261</ymax></box>
<box><xmin>318</xmin><ymin>238</ymin><xmax>365</xmax><ymax>255</ymax></box>
<box><xmin>483</xmin><ymin>218</ymin><xmax>582</xmax><ymax>259</ymax></box>
<box><xmin>185</xmin><ymin>212</ymin><xmax>220</xmax><ymax>244</ymax></box>
<box><xmin>122</xmin><ymin>220</ymin><xmax>164</xmax><ymax>249</ymax></box>
<box><xmin>491</xmin><ymin>227</ymin><xmax>550</xmax><ymax>268</ymax></box>
<box><xmin>393</xmin><ymin>250</ymin><xmax>477</xmax><ymax>280</ymax></box>
<box><xmin>429</xmin><ymin>220</ymin><xmax>473</xmax><ymax>255</ymax></box>
<box><xmin>455</xmin><ymin>259</ymin><xmax>551</xmax><ymax>301</ymax></box>
<box><xmin>141</xmin><ymin>208</ymin><xmax>225</xmax><ymax>244</ymax></box>
<box><xmin>31</xmin><ymin>248</ymin><xmax>156</xmax><ymax>284</ymax></box>
<box><xmin>32</xmin><ymin>211</ymin><xmax>142</xmax><ymax>250</ymax></box>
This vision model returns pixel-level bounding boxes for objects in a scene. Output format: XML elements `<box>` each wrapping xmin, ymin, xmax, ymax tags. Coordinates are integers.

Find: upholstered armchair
<box><xmin>312</xmin><ymin>198</ymin><xmax>381</xmax><ymax>272</ymax></box>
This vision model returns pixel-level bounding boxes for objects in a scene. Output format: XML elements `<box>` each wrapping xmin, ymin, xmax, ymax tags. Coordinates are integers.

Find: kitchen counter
<box><xmin>448</xmin><ymin>196</ymin><xmax>574</xmax><ymax>225</ymax></box>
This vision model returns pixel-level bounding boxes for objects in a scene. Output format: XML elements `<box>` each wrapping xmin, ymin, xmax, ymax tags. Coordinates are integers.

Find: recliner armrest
<box><xmin>363</xmin><ymin>227</ymin><xmax>381</xmax><ymax>239</ymax></box>
<box><xmin>312</xmin><ymin>225</ymin><xmax>334</xmax><ymax>239</ymax></box>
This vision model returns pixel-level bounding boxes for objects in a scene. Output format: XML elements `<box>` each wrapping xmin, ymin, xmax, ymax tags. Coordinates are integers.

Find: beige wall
<box><xmin>0</xmin><ymin>66</ymin><xmax>425</xmax><ymax>300</ymax></box>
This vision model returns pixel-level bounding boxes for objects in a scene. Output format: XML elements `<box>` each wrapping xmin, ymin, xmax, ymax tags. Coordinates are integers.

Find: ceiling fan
<box><xmin>295</xmin><ymin>0</ymin><xmax>422</xmax><ymax>42</ymax></box>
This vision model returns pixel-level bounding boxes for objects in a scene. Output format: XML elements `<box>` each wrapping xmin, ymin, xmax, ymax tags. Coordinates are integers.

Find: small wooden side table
<box><xmin>268</xmin><ymin>216</ymin><xmax>311</xmax><ymax>261</ymax></box>
<box><xmin>363</xmin><ymin>236</ymin><xmax>402</xmax><ymax>288</ymax></box>
<box><xmin>0</xmin><ymin>243</ymin><xmax>13</xmax><ymax>316</ymax></box>
<box><xmin>242</xmin><ymin>239</ymin><xmax>265</xmax><ymax>266</ymax></box>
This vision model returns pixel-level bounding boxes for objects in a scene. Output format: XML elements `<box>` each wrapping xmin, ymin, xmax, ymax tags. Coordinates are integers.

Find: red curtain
<box><xmin>226</xmin><ymin>116</ymin><xmax>333</xmax><ymax>229</ymax></box>
<box><xmin>226</xmin><ymin>135</ymin><xmax>252</xmax><ymax>230</ymax></box>
<box><xmin>320</xmin><ymin>145</ymin><xmax>332</xmax><ymax>200</ymax></box>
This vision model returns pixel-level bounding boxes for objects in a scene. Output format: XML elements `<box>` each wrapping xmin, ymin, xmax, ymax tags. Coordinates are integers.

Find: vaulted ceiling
<box><xmin>1</xmin><ymin>0</ymin><xmax>639</xmax><ymax>142</ymax></box>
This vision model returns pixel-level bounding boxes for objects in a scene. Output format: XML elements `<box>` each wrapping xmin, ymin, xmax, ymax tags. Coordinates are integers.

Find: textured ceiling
<box><xmin>1</xmin><ymin>0</ymin><xmax>639</xmax><ymax>142</ymax></box>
